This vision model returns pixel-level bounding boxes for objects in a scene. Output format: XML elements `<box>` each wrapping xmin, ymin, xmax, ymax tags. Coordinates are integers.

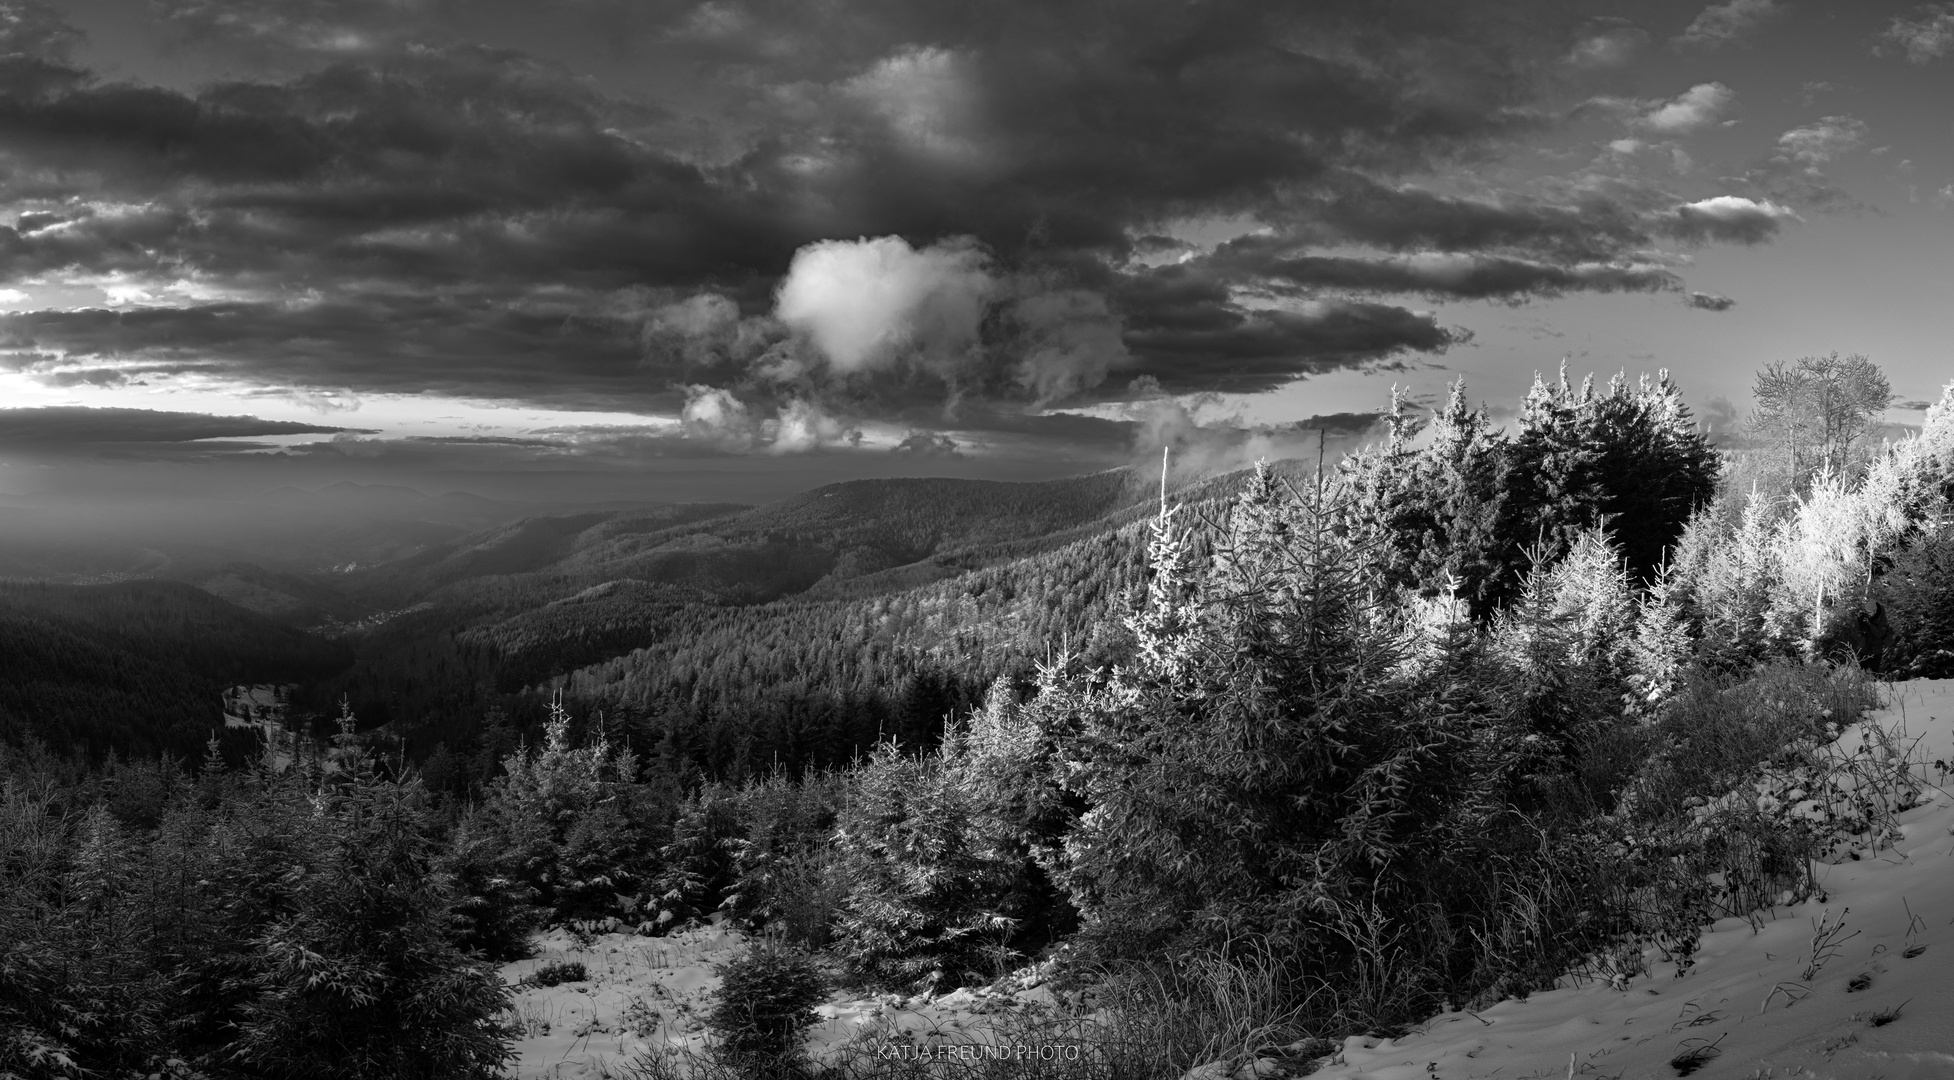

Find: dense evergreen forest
<box><xmin>0</xmin><ymin>580</ymin><xmax>348</xmax><ymax>762</ymax></box>
<box><xmin>6</xmin><ymin>362</ymin><xmax>1954</xmax><ymax>1079</ymax></box>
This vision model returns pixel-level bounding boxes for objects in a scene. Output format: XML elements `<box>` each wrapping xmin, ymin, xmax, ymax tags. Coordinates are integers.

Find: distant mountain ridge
<box><xmin>0</xmin><ymin>461</ymin><xmax>1308</xmax><ymax>776</ymax></box>
<box><xmin>336</xmin><ymin>468</ymin><xmax>1152</xmax><ymax>614</ymax></box>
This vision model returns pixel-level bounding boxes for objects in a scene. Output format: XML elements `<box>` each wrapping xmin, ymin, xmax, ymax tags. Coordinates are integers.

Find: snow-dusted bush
<box><xmin>722</xmin><ymin>770</ymin><xmax>846</xmax><ymax>947</ymax></box>
<box><xmin>828</xmin><ymin>739</ymin><xmax>1018</xmax><ymax>991</ymax></box>
<box><xmin>652</xmin><ymin>782</ymin><xmax>742</xmax><ymax>930</ymax></box>
<box><xmin>705</xmin><ymin>942</ymin><xmax>826</xmax><ymax>1059</ymax></box>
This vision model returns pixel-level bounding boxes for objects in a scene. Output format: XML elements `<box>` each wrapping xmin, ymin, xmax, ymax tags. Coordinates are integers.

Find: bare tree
<box><xmin>1748</xmin><ymin>352</ymin><xmax>1893</xmax><ymax>492</ymax></box>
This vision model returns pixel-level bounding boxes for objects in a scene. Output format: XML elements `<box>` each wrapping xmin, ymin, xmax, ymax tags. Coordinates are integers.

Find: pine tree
<box><xmin>829</xmin><ymin>739</ymin><xmax>1015</xmax><ymax>990</ymax></box>
<box><xmin>1627</xmin><ymin>563</ymin><xmax>1693</xmax><ymax>716</ymax></box>
<box><xmin>228</xmin><ymin>703</ymin><xmax>514</xmax><ymax>1079</ymax></box>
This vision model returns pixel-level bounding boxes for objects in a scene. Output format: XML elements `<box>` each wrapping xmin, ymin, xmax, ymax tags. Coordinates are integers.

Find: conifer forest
<box><xmin>5</xmin><ymin>1</ymin><xmax>1954</xmax><ymax>1076</ymax></box>
<box><xmin>7</xmin><ymin>362</ymin><xmax>1954</xmax><ymax>1078</ymax></box>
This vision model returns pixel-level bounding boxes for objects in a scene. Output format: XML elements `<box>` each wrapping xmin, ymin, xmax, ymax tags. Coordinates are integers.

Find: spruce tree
<box><xmin>829</xmin><ymin>739</ymin><xmax>1015</xmax><ymax>990</ymax></box>
<box><xmin>228</xmin><ymin>704</ymin><xmax>514</xmax><ymax>1079</ymax></box>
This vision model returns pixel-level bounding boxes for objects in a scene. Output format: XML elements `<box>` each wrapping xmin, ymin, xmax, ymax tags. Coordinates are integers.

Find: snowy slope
<box><xmin>499</xmin><ymin>922</ymin><xmax>1066</xmax><ymax>1078</ymax></box>
<box><xmin>499</xmin><ymin>680</ymin><xmax>1954</xmax><ymax>1080</ymax></box>
<box><xmin>1315</xmin><ymin>678</ymin><xmax>1954</xmax><ymax>1080</ymax></box>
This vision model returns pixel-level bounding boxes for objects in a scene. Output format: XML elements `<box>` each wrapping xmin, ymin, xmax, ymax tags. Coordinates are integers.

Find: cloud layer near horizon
<box><xmin>0</xmin><ymin>0</ymin><xmax>1829</xmax><ymax>460</ymax></box>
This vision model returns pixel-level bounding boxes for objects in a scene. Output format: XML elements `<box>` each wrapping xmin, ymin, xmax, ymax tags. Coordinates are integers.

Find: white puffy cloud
<box><xmin>769</xmin><ymin>398</ymin><xmax>860</xmax><ymax>453</ymax></box>
<box><xmin>680</xmin><ymin>384</ymin><xmax>759</xmax><ymax>451</ymax></box>
<box><xmin>1664</xmin><ymin>196</ymin><xmax>1801</xmax><ymax>244</ymax></box>
<box><xmin>1638</xmin><ymin>83</ymin><xmax>1736</xmax><ymax>135</ymax></box>
<box><xmin>774</xmin><ymin>235</ymin><xmax>995</xmax><ymax>374</ymax></box>
<box><xmin>679</xmin><ymin>385</ymin><xmax>862</xmax><ymax>454</ymax></box>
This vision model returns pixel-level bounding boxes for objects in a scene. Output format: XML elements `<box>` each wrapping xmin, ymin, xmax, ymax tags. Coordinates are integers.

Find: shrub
<box><xmin>706</xmin><ymin>942</ymin><xmax>827</xmax><ymax>1059</ymax></box>
<box><xmin>522</xmin><ymin>960</ymin><xmax>588</xmax><ymax>988</ymax></box>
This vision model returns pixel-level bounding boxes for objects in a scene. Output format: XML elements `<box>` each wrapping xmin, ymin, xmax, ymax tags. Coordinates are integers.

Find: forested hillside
<box><xmin>8</xmin><ymin>366</ymin><xmax>1954</xmax><ymax>1080</ymax></box>
<box><xmin>296</xmin><ymin>463</ymin><xmax>1342</xmax><ymax>784</ymax></box>
<box><xmin>0</xmin><ymin>580</ymin><xmax>350</xmax><ymax>762</ymax></box>
<box><xmin>291</xmin><ymin>469</ymin><xmax>1170</xmax><ymax>780</ymax></box>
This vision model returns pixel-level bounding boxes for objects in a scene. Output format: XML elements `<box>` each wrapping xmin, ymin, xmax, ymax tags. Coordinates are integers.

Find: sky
<box><xmin>1</xmin><ymin>0</ymin><xmax>1951</xmax><ymax>504</ymax></box>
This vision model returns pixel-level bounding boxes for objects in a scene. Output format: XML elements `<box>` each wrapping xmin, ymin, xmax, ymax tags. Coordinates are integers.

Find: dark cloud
<box><xmin>1223</xmin><ymin>250</ymin><xmax>1678</xmax><ymax>301</ymax></box>
<box><xmin>0</xmin><ymin>296</ymin><xmax>658</xmax><ymax>409</ymax></box>
<box><xmin>1272</xmin><ymin>176</ymin><xmax>1655</xmax><ymax>262</ymax></box>
<box><xmin>149</xmin><ymin>0</ymin><xmax>439</xmax><ymax>65</ymax></box>
<box><xmin>0</xmin><ymin>405</ymin><xmax>363</xmax><ymax>444</ymax></box>
<box><xmin>1120</xmin><ymin>295</ymin><xmax>1464</xmax><ymax>395</ymax></box>
<box><xmin>0</xmin><ymin>0</ymin><xmax>1799</xmax><ymax>450</ymax></box>
<box><xmin>1684</xmin><ymin>291</ymin><xmax>1735</xmax><ymax>311</ymax></box>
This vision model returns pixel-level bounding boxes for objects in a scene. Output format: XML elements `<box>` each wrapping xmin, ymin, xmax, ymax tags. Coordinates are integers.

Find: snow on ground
<box><xmin>504</xmin><ymin>680</ymin><xmax>1954</xmax><ymax>1080</ymax></box>
<box><xmin>500</xmin><ymin>920</ymin><xmax>1067</xmax><ymax>1078</ymax></box>
<box><xmin>1313</xmin><ymin>678</ymin><xmax>1954</xmax><ymax>1080</ymax></box>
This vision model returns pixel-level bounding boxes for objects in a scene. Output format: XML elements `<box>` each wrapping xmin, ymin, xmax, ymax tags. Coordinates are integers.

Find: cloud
<box><xmin>1660</xmin><ymin>196</ymin><xmax>1801</xmax><ymax>243</ymax></box>
<box><xmin>1698</xmin><ymin>395</ymin><xmax>1742</xmax><ymax>442</ymax></box>
<box><xmin>0</xmin><ymin>406</ymin><xmax>363</xmax><ymax>445</ymax></box>
<box><xmin>1123</xmin><ymin>391</ymin><xmax>1388</xmax><ymax>483</ymax></box>
<box><xmin>1565</xmin><ymin>24</ymin><xmax>1650</xmax><ymax>68</ymax></box>
<box><xmin>1005</xmin><ymin>289</ymin><xmax>1128</xmax><ymax>404</ymax></box>
<box><xmin>1776</xmin><ymin>116</ymin><xmax>1869</xmax><ymax>166</ymax></box>
<box><xmin>1637</xmin><ymin>83</ymin><xmax>1736</xmax><ymax>135</ymax></box>
<box><xmin>1233</xmin><ymin>251</ymin><xmax>1679</xmax><ymax>301</ymax></box>
<box><xmin>1118</xmin><ymin>289</ymin><xmax>1465</xmax><ymax>395</ymax></box>
<box><xmin>0</xmin><ymin>0</ymin><xmax>85</xmax><ymax>61</ymax></box>
<box><xmin>1684</xmin><ymin>291</ymin><xmax>1735</xmax><ymax>311</ymax></box>
<box><xmin>769</xmin><ymin>399</ymin><xmax>860</xmax><ymax>453</ymax></box>
<box><xmin>1673</xmin><ymin>0</ymin><xmax>1783</xmax><ymax>49</ymax></box>
<box><xmin>0</xmin><ymin>296</ymin><xmax>653</xmax><ymax>410</ymax></box>
<box><xmin>676</xmin><ymin>384</ymin><xmax>862</xmax><ymax>455</ymax></box>
<box><xmin>0</xmin><ymin>0</ymin><xmax>1817</xmax><ymax>458</ymax></box>
<box><xmin>842</xmin><ymin>46</ymin><xmax>985</xmax><ymax>164</ymax></box>
<box><xmin>1280</xmin><ymin>177</ymin><xmax>1651</xmax><ymax>263</ymax></box>
<box><xmin>1876</xmin><ymin>4</ymin><xmax>1954</xmax><ymax>63</ymax></box>
<box><xmin>892</xmin><ymin>430</ymin><xmax>964</xmax><ymax>457</ymax></box>
<box><xmin>774</xmin><ymin>235</ymin><xmax>994</xmax><ymax>375</ymax></box>
<box><xmin>679</xmin><ymin>385</ymin><xmax>759</xmax><ymax>451</ymax></box>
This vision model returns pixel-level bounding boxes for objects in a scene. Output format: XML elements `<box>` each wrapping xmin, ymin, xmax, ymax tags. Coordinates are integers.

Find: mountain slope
<box><xmin>0</xmin><ymin>580</ymin><xmax>351</xmax><ymax>761</ymax></box>
<box><xmin>291</xmin><ymin>462</ymin><xmax>1310</xmax><ymax>781</ymax></box>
